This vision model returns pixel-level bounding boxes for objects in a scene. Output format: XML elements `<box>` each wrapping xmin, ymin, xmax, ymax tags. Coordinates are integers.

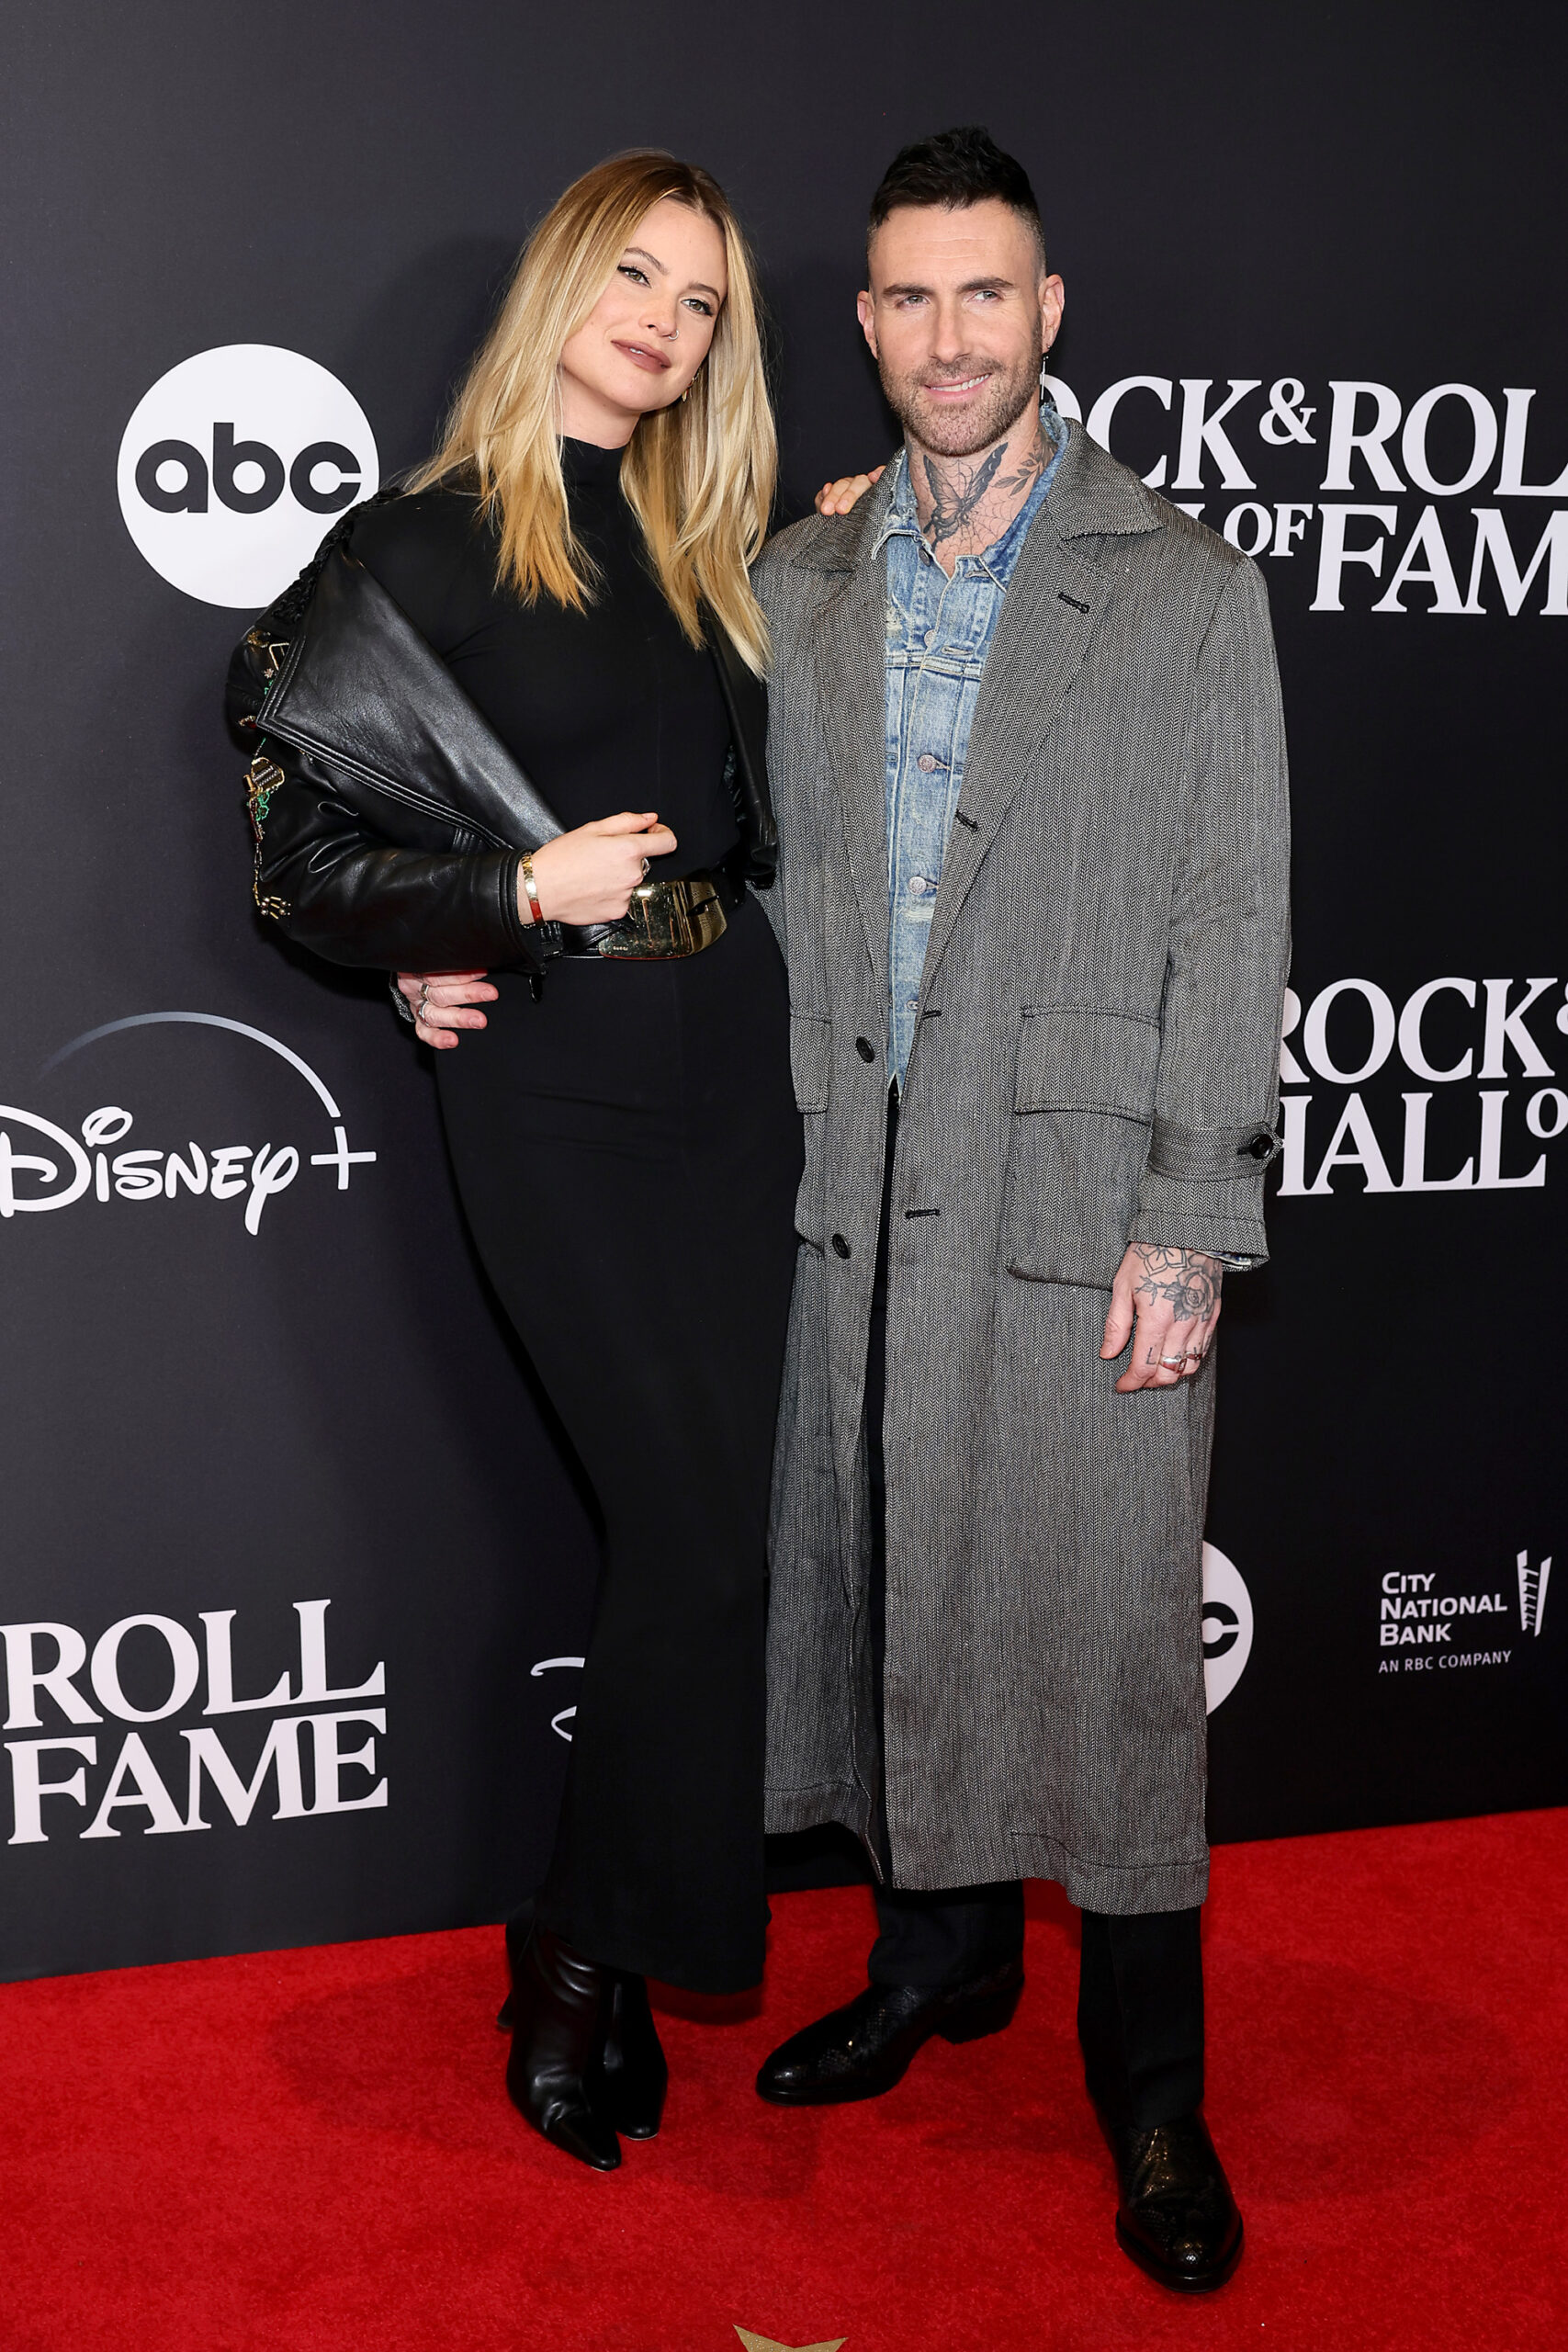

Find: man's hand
<box><xmin>1100</xmin><ymin>1244</ymin><xmax>1224</xmax><ymax>1391</ymax></box>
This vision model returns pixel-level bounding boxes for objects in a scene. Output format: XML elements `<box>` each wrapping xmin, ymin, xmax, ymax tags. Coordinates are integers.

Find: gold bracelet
<box><xmin>520</xmin><ymin>853</ymin><xmax>544</xmax><ymax>926</ymax></box>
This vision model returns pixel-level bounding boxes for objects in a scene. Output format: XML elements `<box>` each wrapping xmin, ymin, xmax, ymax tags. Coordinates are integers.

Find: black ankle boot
<box><xmin>504</xmin><ymin>1927</ymin><xmax>621</xmax><ymax>2172</ymax></box>
<box><xmin>756</xmin><ymin>1960</ymin><xmax>1023</xmax><ymax>2106</ymax></box>
<box><xmin>587</xmin><ymin>1971</ymin><xmax>668</xmax><ymax>2139</ymax></box>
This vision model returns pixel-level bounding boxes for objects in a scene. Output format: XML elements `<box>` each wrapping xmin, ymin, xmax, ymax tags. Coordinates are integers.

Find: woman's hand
<box><xmin>396</xmin><ymin>811</ymin><xmax>678</xmax><ymax>1046</ymax></box>
<box><xmin>397</xmin><ymin>970</ymin><xmax>497</xmax><ymax>1047</ymax></box>
<box><xmin>815</xmin><ymin>467</ymin><xmax>884</xmax><ymax>516</ymax></box>
<box><xmin>522</xmin><ymin>810</ymin><xmax>677</xmax><ymax>927</ymax></box>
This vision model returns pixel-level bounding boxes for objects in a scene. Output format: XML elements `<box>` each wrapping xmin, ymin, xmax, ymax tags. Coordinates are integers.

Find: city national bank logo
<box><xmin>1518</xmin><ymin>1551</ymin><xmax>1551</xmax><ymax>1637</ymax></box>
<box><xmin>3</xmin><ymin>1601</ymin><xmax>385</xmax><ymax>1846</ymax></box>
<box><xmin>1376</xmin><ymin>1550</ymin><xmax>1551</xmax><ymax>1673</ymax></box>
<box><xmin>117</xmin><ymin>345</ymin><xmax>378</xmax><ymax>608</ymax></box>
<box><xmin>1201</xmin><ymin>1543</ymin><xmax>1252</xmax><ymax>1713</ymax></box>
<box><xmin>0</xmin><ymin>1012</ymin><xmax>374</xmax><ymax>1233</ymax></box>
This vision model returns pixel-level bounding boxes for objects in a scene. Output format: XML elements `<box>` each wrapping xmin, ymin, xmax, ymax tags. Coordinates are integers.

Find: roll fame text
<box><xmin>3</xmin><ymin>1601</ymin><xmax>387</xmax><ymax>1844</ymax></box>
<box><xmin>1045</xmin><ymin>371</ymin><xmax>1568</xmax><ymax>616</ymax></box>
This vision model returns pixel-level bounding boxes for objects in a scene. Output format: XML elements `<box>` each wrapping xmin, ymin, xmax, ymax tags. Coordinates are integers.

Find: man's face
<box><xmin>859</xmin><ymin>198</ymin><xmax>1064</xmax><ymax>457</ymax></box>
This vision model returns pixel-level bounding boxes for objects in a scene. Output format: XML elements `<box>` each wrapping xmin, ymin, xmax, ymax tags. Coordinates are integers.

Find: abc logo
<box><xmin>1201</xmin><ymin>1542</ymin><xmax>1253</xmax><ymax>1713</ymax></box>
<box><xmin>117</xmin><ymin>345</ymin><xmax>379</xmax><ymax>609</ymax></box>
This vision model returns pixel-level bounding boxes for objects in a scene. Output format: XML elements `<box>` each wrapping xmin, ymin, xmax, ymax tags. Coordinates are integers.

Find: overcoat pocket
<box><xmin>789</xmin><ymin>1012</ymin><xmax>831</xmax><ymax>1248</ymax></box>
<box><xmin>1003</xmin><ymin>1008</ymin><xmax>1159</xmax><ymax>1287</ymax></box>
<box><xmin>788</xmin><ymin>1012</ymin><xmax>833</xmax><ymax>1113</ymax></box>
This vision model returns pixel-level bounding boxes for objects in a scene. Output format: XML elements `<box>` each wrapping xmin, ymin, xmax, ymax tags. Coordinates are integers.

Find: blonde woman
<box><xmin>231</xmin><ymin>153</ymin><xmax>801</xmax><ymax>2171</ymax></box>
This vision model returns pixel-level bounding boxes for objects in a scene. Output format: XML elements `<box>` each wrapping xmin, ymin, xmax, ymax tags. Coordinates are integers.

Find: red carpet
<box><xmin>4</xmin><ymin>1809</ymin><xmax>1562</xmax><ymax>2352</ymax></box>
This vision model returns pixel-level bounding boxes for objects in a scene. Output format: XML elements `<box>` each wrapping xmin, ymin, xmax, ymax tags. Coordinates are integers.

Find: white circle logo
<box><xmin>1201</xmin><ymin>1542</ymin><xmax>1254</xmax><ymax>1713</ymax></box>
<box><xmin>117</xmin><ymin>345</ymin><xmax>379</xmax><ymax>609</ymax></box>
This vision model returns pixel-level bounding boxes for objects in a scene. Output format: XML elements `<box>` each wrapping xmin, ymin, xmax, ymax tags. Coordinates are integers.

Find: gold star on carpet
<box><xmin>735</xmin><ymin>2331</ymin><xmax>846</xmax><ymax>2352</ymax></box>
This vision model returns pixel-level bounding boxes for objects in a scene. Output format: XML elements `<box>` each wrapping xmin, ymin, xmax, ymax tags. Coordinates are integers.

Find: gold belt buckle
<box><xmin>594</xmin><ymin>874</ymin><xmax>728</xmax><ymax>959</ymax></box>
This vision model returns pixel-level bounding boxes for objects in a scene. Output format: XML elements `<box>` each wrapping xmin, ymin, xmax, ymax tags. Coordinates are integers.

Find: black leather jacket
<box><xmin>226</xmin><ymin>512</ymin><xmax>776</xmax><ymax>975</ymax></box>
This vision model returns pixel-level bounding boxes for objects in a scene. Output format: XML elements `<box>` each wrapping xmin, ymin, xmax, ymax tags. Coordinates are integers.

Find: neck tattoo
<box><xmin>917</xmin><ymin>420</ymin><xmax>1055</xmax><ymax>554</ymax></box>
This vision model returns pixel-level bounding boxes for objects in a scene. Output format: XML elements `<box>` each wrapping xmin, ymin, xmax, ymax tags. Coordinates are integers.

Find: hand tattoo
<box><xmin>1129</xmin><ymin>1244</ymin><xmax>1223</xmax><ymax>1325</ymax></box>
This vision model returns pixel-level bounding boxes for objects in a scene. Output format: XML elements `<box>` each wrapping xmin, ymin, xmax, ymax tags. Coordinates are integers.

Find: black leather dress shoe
<box><xmin>756</xmin><ymin>1961</ymin><xmax>1023</xmax><ymax>2106</ymax></box>
<box><xmin>1102</xmin><ymin>2110</ymin><xmax>1243</xmax><ymax>2290</ymax></box>
<box><xmin>586</xmin><ymin>1969</ymin><xmax>668</xmax><ymax>2139</ymax></box>
<box><xmin>504</xmin><ymin>1927</ymin><xmax>621</xmax><ymax>2172</ymax></box>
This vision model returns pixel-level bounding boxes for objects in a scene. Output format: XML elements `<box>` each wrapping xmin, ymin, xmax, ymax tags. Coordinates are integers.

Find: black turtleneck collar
<box><xmin>561</xmin><ymin>435</ymin><xmax>626</xmax><ymax>492</ymax></box>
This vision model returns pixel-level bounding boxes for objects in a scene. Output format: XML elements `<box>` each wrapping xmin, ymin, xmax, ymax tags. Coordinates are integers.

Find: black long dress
<box><xmin>350</xmin><ymin>445</ymin><xmax>802</xmax><ymax>1994</ymax></box>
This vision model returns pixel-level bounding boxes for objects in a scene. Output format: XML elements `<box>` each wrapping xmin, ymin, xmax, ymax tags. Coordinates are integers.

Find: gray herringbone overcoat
<box><xmin>752</xmin><ymin>426</ymin><xmax>1291</xmax><ymax>1914</ymax></box>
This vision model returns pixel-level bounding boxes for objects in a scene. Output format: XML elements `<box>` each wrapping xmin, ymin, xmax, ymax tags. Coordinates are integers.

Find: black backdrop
<box><xmin>2</xmin><ymin>1</ymin><xmax>1562</xmax><ymax>1979</ymax></box>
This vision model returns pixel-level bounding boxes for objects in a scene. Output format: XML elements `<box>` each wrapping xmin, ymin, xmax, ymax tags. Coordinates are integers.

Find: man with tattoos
<box><xmin>751</xmin><ymin>128</ymin><xmax>1290</xmax><ymax>2290</ymax></box>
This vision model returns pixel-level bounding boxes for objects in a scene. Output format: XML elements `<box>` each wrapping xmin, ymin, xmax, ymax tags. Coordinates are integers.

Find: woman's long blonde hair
<box><xmin>409</xmin><ymin>151</ymin><xmax>775</xmax><ymax>673</ymax></box>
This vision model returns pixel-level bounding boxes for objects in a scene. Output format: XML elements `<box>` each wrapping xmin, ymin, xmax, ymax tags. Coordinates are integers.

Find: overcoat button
<box><xmin>855</xmin><ymin>1036</ymin><xmax>875</xmax><ymax>1062</ymax></box>
<box><xmin>831</xmin><ymin>1233</ymin><xmax>852</xmax><ymax>1259</ymax></box>
<box><xmin>1240</xmin><ymin>1130</ymin><xmax>1278</xmax><ymax>1161</ymax></box>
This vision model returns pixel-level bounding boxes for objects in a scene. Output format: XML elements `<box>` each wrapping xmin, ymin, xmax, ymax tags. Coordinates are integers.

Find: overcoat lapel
<box><xmin>918</xmin><ymin>432</ymin><xmax>1166</xmax><ymax>998</ymax></box>
<box><xmin>786</xmin><ymin>434</ymin><xmax>1165</xmax><ymax>1004</ymax></box>
<box><xmin>798</xmin><ymin>484</ymin><xmax>897</xmax><ymax>987</ymax></box>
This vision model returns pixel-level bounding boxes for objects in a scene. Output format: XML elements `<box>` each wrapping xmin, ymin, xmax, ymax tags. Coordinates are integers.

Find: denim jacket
<box><xmin>874</xmin><ymin>398</ymin><xmax>1068</xmax><ymax>1085</ymax></box>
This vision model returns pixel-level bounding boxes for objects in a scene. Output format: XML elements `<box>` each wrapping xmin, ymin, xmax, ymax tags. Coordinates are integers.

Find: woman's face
<box><xmin>557</xmin><ymin>198</ymin><xmax>728</xmax><ymax>445</ymax></box>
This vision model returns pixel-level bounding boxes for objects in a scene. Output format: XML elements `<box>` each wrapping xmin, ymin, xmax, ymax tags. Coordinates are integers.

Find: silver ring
<box><xmin>640</xmin><ymin>857</ymin><xmax>650</xmax><ymax>879</ymax></box>
<box><xmin>1158</xmin><ymin>1354</ymin><xmax>1187</xmax><ymax>1368</ymax></box>
<box><xmin>417</xmin><ymin>984</ymin><xmax>431</xmax><ymax>1022</ymax></box>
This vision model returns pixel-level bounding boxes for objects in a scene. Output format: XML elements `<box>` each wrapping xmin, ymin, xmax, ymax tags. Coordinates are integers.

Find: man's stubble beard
<box><xmin>879</xmin><ymin>343</ymin><xmax>1044</xmax><ymax>460</ymax></box>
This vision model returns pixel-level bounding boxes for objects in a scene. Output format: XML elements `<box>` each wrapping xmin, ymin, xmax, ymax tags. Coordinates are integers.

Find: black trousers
<box><xmin>865</xmin><ymin>1088</ymin><xmax>1204</xmax><ymax>2130</ymax></box>
<box><xmin>436</xmin><ymin>897</ymin><xmax>802</xmax><ymax>1995</ymax></box>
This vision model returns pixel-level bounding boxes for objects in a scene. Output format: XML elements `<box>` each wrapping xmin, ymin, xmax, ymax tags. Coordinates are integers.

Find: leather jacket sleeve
<box><xmin>229</xmin><ymin>516</ymin><xmax>774</xmax><ymax>975</ymax></box>
<box><xmin>252</xmin><ymin>735</ymin><xmax>540</xmax><ymax>974</ymax></box>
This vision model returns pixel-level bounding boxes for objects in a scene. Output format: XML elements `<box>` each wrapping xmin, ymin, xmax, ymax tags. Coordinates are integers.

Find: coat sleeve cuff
<box><xmin>1148</xmin><ymin>1114</ymin><xmax>1280</xmax><ymax>1181</ymax></box>
<box><xmin>1131</xmin><ymin>1170</ymin><xmax>1270</xmax><ymax>1265</ymax></box>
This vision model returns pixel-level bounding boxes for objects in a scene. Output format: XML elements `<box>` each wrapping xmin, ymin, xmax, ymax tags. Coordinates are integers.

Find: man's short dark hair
<box><xmin>867</xmin><ymin>125</ymin><xmax>1044</xmax><ymax>261</ymax></box>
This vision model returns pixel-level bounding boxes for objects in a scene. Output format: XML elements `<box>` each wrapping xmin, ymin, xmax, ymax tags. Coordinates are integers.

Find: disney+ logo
<box><xmin>0</xmin><ymin>1012</ymin><xmax>375</xmax><ymax>1232</ymax></box>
